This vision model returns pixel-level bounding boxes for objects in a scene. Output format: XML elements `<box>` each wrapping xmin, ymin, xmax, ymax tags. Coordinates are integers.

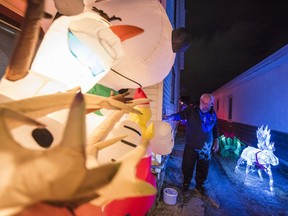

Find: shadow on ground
<box><xmin>148</xmin><ymin>126</ymin><xmax>288</xmax><ymax>216</ymax></box>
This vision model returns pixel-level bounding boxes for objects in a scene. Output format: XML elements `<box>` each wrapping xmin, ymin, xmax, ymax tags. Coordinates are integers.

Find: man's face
<box><xmin>200</xmin><ymin>97</ymin><xmax>213</xmax><ymax>113</ymax></box>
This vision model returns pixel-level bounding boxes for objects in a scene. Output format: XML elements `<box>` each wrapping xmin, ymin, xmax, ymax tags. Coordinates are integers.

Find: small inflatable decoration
<box><xmin>85</xmin><ymin>99</ymin><xmax>146</xmax><ymax>168</ymax></box>
<box><xmin>150</xmin><ymin>120</ymin><xmax>174</xmax><ymax>155</ymax></box>
<box><xmin>102</xmin><ymin>88</ymin><xmax>156</xmax><ymax>216</ymax></box>
<box><xmin>128</xmin><ymin>89</ymin><xmax>174</xmax><ymax>156</ymax></box>
<box><xmin>235</xmin><ymin>125</ymin><xmax>279</xmax><ymax>192</ymax></box>
<box><xmin>218</xmin><ymin>134</ymin><xmax>246</xmax><ymax>158</ymax></box>
<box><xmin>103</xmin><ymin>156</ymin><xmax>156</xmax><ymax>216</ymax></box>
<box><xmin>15</xmin><ymin>203</ymin><xmax>73</xmax><ymax>216</ymax></box>
<box><xmin>93</xmin><ymin>119</ymin><xmax>142</xmax><ymax>165</ymax></box>
<box><xmin>91</xmin><ymin>137</ymin><xmax>156</xmax><ymax>207</ymax></box>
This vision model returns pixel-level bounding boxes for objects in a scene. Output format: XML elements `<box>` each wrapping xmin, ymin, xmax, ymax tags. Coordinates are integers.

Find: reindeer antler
<box><xmin>4</xmin><ymin>0</ymin><xmax>45</xmax><ymax>81</ymax></box>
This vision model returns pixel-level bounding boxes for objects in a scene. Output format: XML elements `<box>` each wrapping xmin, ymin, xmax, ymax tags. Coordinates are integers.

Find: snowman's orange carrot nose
<box><xmin>110</xmin><ymin>25</ymin><xmax>144</xmax><ymax>42</ymax></box>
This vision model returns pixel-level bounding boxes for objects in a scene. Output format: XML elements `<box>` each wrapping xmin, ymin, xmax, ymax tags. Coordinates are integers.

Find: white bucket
<box><xmin>163</xmin><ymin>188</ymin><xmax>178</xmax><ymax>205</ymax></box>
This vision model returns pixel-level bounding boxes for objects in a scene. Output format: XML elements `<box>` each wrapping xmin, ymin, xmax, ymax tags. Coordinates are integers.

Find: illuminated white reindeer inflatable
<box><xmin>235</xmin><ymin>125</ymin><xmax>279</xmax><ymax>192</ymax></box>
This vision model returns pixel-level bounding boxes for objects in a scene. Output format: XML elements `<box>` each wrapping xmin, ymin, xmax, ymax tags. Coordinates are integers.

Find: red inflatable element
<box><xmin>75</xmin><ymin>203</ymin><xmax>104</xmax><ymax>216</ymax></box>
<box><xmin>103</xmin><ymin>156</ymin><xmax>156</xmax><ymax>216</ymax></box>
<box><xmin>17</xmin><ymin>202</ymin><xmax>105</xmax><ymax>216</ymax></box>
<box><xmin>15</xmin><ymin>203</ymin><xmax>72</xmax><ymax>216</ymax></box>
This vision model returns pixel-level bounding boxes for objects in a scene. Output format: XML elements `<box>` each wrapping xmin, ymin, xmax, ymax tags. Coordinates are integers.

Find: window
<box><xmin>216</xmin><ymin>99</ymin><xmax>219</xmax><ymax>111</ymax></box>
<box><xmin>0</xmin><ymin>18</ymin><xmax>21</xmax><ymax>78</ymax></box>
<box><xmin>228</xmin><ymin>95</ymin><xmax>233</xmax><ymax>120</ymax></box>
<box><xmin>170</xmin><ymin>68</ymin><xmax>175</xmax><ymax>104</ymax></box>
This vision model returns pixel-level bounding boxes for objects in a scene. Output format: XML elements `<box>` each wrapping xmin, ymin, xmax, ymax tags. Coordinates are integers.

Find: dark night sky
<box><xmin>181</xmin><ymin>0</ymin><xmax>288</xmax><ymax>103</ymax></box>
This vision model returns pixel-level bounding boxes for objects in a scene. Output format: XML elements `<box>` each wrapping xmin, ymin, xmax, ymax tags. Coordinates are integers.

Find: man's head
<box><xmin>199</xmin><ymin>93</ymin><xmax>214</xmax><ymax>113</ymax></box>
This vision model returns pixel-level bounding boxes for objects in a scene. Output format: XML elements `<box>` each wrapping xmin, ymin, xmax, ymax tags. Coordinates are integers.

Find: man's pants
<box><xmin>182</xmin><ymin>144</ymin><xmax>210</xmax><ymax>187</ymax></box>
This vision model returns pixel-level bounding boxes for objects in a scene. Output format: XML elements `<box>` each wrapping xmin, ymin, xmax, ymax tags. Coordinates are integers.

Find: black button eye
<box><xmin>32</xmin><ymin>128</ymin><xmax>53</xmax><ymax>148</ymax></box>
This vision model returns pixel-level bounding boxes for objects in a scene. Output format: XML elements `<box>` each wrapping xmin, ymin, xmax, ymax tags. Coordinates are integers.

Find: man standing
<box><xmin>164</xmin><ymin>93</ymin><xmax>219</xmax><ymax>194</ymax></box>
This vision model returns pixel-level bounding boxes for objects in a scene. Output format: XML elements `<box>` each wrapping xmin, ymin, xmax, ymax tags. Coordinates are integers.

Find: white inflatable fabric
<box><xmin>85</xmin><ymin>0</ymin><xmax>175</xmax><ymax>89</ymax></box>
<box><xmin>31</xmin><ymin>12</ymin><xmax>123</xmax><ymax>93</ymax></box>
<box><xmin>150</xmin><ymin>121</ymin><xmax>174</xmax><ymax>155</ymax></box>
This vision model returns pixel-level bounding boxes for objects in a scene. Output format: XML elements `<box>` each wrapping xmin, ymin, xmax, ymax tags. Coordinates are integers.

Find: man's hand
<box><xmin>163</xmin><ymin>115</ymin><xmax>175</xmax><ymax>121</ymax></box>
<box><xmin>212</xmin><ymin>139</ymin><xmax>219</xmax><ymax>153</ymax></box>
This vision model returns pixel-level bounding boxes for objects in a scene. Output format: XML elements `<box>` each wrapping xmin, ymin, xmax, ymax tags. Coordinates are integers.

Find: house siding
<box><xmin>162</xmin><ymin>0</ymin><xmax>185</xmax><ymax>131</ymax></box>
<box><xmin>129</xmin><ymin>84</ymin><xmax>163</xmax><ymax>122</ymax></box>
<box><xmin>214</xmin><ymin>45</ymin><xmax>288</xmax><ymax>133</ymax></box>
<box><xmin>213</xmin><ymin>44</ymin><xmax>288</xmax><ymax>168</ymax></box>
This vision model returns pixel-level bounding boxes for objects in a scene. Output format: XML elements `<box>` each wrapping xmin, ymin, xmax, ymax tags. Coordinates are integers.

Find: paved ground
<box><xmin>148</xmin><ymin>127</ymin><xmax>288</xmax><ymax>216</ymax></box>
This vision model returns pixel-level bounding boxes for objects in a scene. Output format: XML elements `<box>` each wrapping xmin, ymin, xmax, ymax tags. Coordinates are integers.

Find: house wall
<box><xmin>162</xmin><ymin>0</ymin><xmax>186</xmax><ymax>131</ymax></box>
<box><xmin>214</xmin><ymin>45</ymin><xmax>288</xmax><ymax>133</ymax></box>
<box><xmin>213</xmin><ymin>45</ymin><xmax>288</xmax><ymax>167</ymax></box>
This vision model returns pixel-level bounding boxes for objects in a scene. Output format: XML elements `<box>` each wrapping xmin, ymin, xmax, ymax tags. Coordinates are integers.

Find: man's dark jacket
<box><xmin>172</xmin><ymin>104</ymin><xmax>218</xmax><ymax>149</ymax></box>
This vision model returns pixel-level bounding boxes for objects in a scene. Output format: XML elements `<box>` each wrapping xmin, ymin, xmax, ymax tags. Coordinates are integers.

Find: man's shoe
<box><xmin>194</xmin><ymin>185</ymin><xmax>208</xmax><ymax>196</ymax></box>
<box><xmin>195</xmin><ymin>185</ymin><xmax>205</xmax><ymax>191</ymax></box>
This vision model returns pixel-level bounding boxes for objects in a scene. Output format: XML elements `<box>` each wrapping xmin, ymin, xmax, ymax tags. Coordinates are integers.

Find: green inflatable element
<box><xmin>219</xmin><ymin>135</ymin><xmax>246</xmax><ymax>158</ymax></box>
<box><xmin>87</xmin><ymin>84</ymin><xmax>119</xmax><ymax>116</ymax></box>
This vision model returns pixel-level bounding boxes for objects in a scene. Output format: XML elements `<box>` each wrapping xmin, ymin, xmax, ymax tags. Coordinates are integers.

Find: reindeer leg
<box><xmin>257</xmin><ymin>169</ymin><xmax>263</xmax><ymax>181</ymax></box>
<box><xmin>244</xmin><ymin>164</ymin><xmax>251</xmax><ymax>182</ymax></box>
<box><xmin>235</xmin><ymin>157</ymin><xmax>244</xmax><ymax>172</ymax></box>
<box><xmin>266</xmin><ymin>166</ymin><xmax>274</xmax><ymax>192</ymax></box>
